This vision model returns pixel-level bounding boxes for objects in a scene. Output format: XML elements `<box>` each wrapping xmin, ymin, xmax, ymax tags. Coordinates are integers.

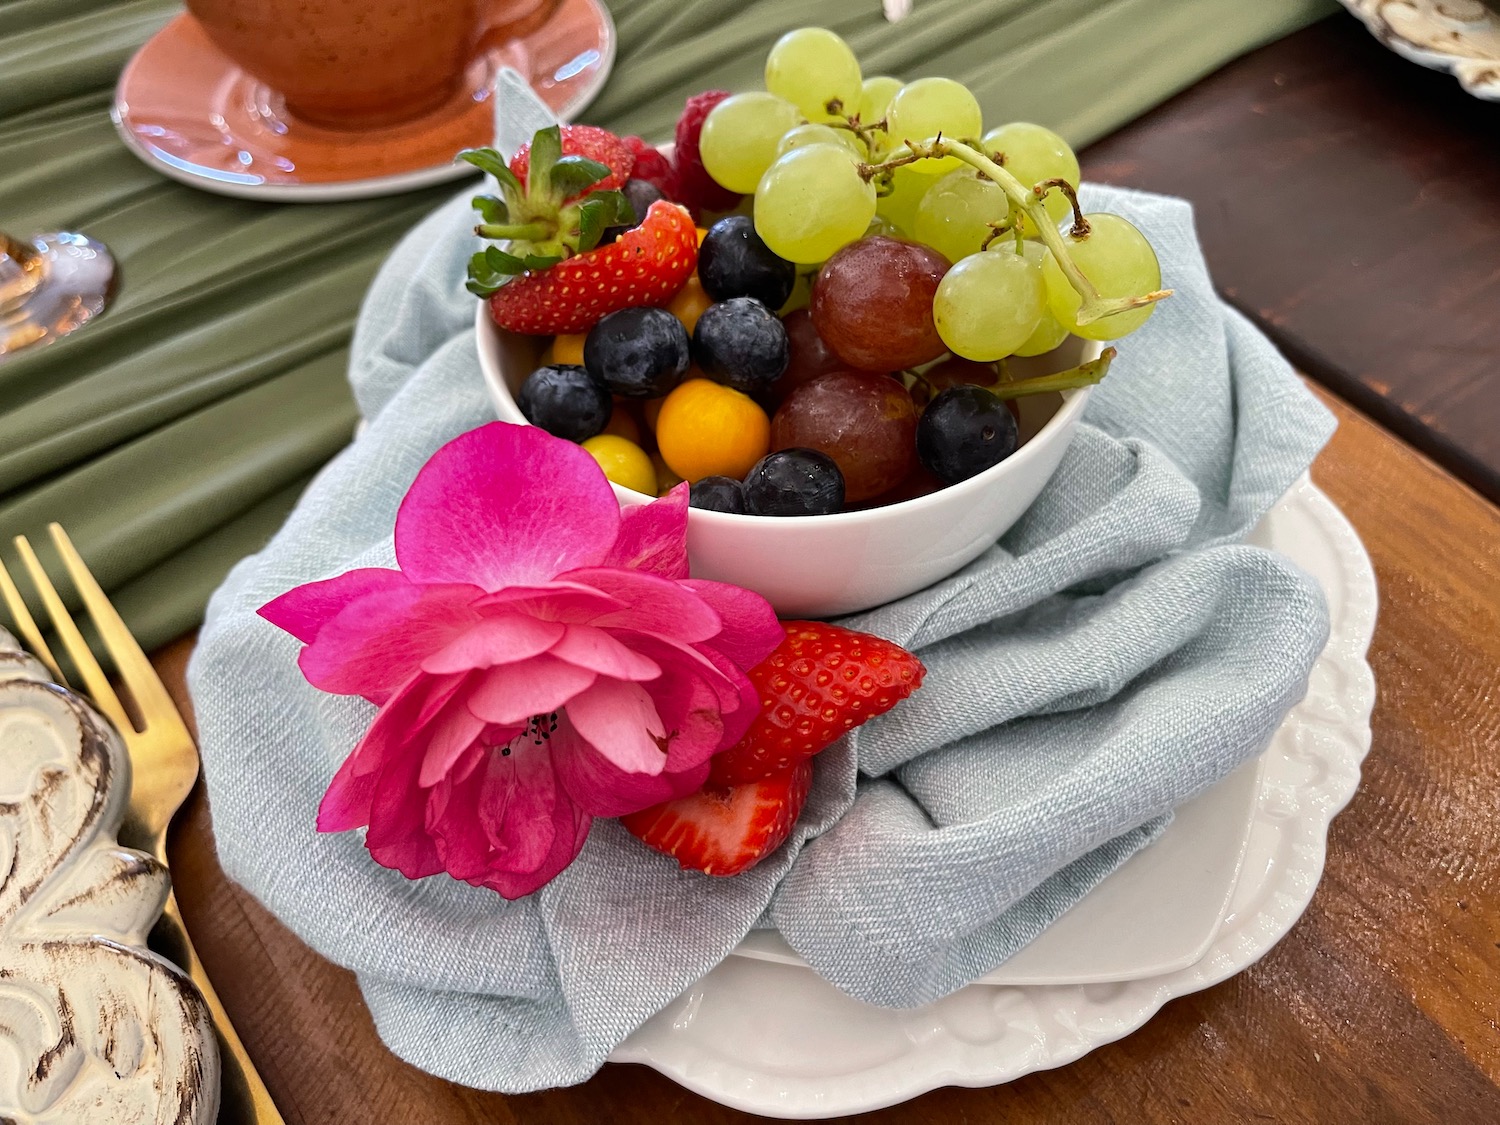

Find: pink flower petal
<box><xmin>476</xmin><ymin>796</ymin><xmax>591</xmax><ymax>900</ymax></box>
<box><xmin>477</xmin><ymin>736</ymin><xmax>561</xmax><ymax>872</ymax></box>
<box><xmin>298</xmin><ymin>582</ymin><xmax>483</xmax><ymax>700</ymax></box>
<box><xmin>627</xmin><ymin>632</ymin><xmax>746</xmax><ymax>713</ymax></box>
<box><xmin>317</xmin><ymin>673</ymin><xmax>464</xmax><ymax>831</ymax></box>
<box><xmin>642</xmin><ymin>657</ymin><xmax>734</xmax><ymax>771</ymax></box>
<box><xmin>565</xmin><ymin>677</ymin><xmax>668</xmax><ymax>775</ymax></box>
<box><xmin>417</xmin><ymin>698</ymin><xmax>494</xmax><ymax>787</ymax></box>
<box><xmin>421</xmin><ymin>613</ymin><xmax>566</xmax><ymax>674</ymax></box>
<box><xmin>601</xmin><ymin>484</ymin><xmax>690</xmax><ymax>579</ymax></box>
<box><xmin>364</xmin><ymin>752</ymin><xmax>445</xmax><ymax>880</ymax></box>
<box><xmin>681</xmin><ymin>578</ymin><xmax>784</xmax><ymax>671</ymax></box>
<box><xmin>316</xmin><ymin>752</ymin><xmax>381</xmax><ymax>834</ymax></box>
<box><xmin>558</xmin><ymin>567</ymin><xmax>722</xmax><ymax>643</ymax></box>
<box><xmin>260</xmin><ymin>567</ymin><xmax>409</xmax><ymax>644</ymax></box>
<box><xmin>688</xmin><ymin>642</ymin><xmax>763</xmax><ymax>750</ymax></box>
<box><xmin>475</xmin><ymin>581</ymin><xmax>624</xmax><ymax>622</ymax></box>
<box><xmin>395</xmin><ymin>423</ymin><xmax>621</xmax><ymax>590</ymax></box>
<box><xmin>466</xmin><ymin>655</ymin><xmax>597</xmax><ymax>726</ymax></box>
<box><xmin>550</xmin><ymin>624</ymin><xmax>662</xmax><ymax>681</ymax></box>
<box><xmin>551</xmin><ymin>718</ymin><xmax>709</xmax><ymax>817</ymax></box>
<box><xmin>423</xmin><ymin>747</ymin><xmax>491</xmax><ymax>881</ymax></box>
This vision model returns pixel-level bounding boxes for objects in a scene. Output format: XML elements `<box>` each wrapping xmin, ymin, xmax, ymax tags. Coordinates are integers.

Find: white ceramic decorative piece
<box><xmin>1338</xmin><ymin>0</ymin><xmax>1500</xmax><ymax>99</ymax></box>
<box><xmin>611</xmin><ymin>476</ymin><xmax>1377</xmax><ymax>1118</ymax></box>
<box><xmin>0</xmin><ymin>630</ymin><xmax>219</xmax><ymax>1125</ymax></box>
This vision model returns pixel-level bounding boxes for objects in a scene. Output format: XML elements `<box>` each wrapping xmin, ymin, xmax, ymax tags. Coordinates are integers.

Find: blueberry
<box><xmin>517</xmin><ymin>364</ymin><xmax>612</xmax><ymax>442</ymax></box>
<box><xmin>698</xmin><ymin>215</ymin><xmax>797</xmax><ymax>309</ymax></box>
<box><xmin>916</xmin><ymin>385</ymin><xmax>1019</xmax><ymax>484</ymax></box>
<box><xmin>689</xmin><ymin>475</ymin><xmax>747</xmax><ymax>514</ymax></box>
<box><xmin>599</xmin><ymin>179</ymin><xmax>665</xmax><ymax>245</ymax></box>
<box><xmin>693</xmin><ymin>297</ymin><xmax>789</xmax><ymax>393</ymax></box>
<box><xmin>584</xmin><ymin>306</ymin><xmax>690</xmax><ymax>398</ymax></box>
<box><xmin>743</xmin><ymin>449</ymin><xmax>845</xmax><ymax>516</ymax></box>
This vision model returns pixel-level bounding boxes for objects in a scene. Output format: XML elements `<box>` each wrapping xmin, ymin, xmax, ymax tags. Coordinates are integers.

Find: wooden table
<box><xmin>152</xmin><ymin>384</ymin><xmax>1500</xmax><ymax>1124</ymax></box>
<box><xmin>1083</xmin><ymin>15</ymin><xmax>1500</xmax><ymax>504</ymax></box>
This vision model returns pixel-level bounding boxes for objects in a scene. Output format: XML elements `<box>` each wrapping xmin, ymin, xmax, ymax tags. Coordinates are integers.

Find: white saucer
<box><xmin>611</xmin><ymin>476</ymin><xmax>1378</xmax><ymax>1118</ymax></box>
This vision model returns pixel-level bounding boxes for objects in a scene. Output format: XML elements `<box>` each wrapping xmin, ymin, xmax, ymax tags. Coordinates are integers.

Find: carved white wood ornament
<box><xmin>1339</xmin><ymin>0</ymin><xmax>1500</xmax><ymax>99</ymax></box>
<box><xmin>0</xmin><ymin>629</ymin><xmax>218</xmax><ymax>1124</ymax></box>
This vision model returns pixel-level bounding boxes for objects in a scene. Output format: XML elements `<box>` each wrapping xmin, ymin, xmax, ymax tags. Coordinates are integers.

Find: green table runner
<box><xmin>0</xmin><ymin>0</ymin><xmax>1335</xmax><ymax>650</ymax></box>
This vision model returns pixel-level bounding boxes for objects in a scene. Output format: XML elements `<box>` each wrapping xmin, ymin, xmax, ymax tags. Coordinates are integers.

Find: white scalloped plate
<box><xmin>609</xmin><ymin>476</ymin><xmax>1377</xmax><ymax>1118</ymax></box>
<box><xmin>1338</xmin><ymin>0</ymin><xmax>1500</xmax><ymax>100</ymax></box>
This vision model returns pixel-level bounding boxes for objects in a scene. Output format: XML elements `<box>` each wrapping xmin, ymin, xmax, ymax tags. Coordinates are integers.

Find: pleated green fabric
<box><xmin>0</xmin><ymin>0</ymin><xmax>1335</xmax><ymax>650</ymax></box>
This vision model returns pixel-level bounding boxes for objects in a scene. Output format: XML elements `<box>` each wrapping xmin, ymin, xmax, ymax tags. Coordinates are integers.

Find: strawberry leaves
<box><xmin>461</xmin><ymin>126</ymin><xmax>641</xmax><ymax>299</ymax></box>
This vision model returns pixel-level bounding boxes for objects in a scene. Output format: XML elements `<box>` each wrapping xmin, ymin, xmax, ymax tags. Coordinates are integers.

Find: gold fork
<box><xmin>1</xmin><ymin>523</ymin><xmax>288</xmax><ymax>1125</ymax></box>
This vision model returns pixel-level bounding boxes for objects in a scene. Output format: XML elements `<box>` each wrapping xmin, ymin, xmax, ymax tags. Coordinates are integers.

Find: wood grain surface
<box><xmin>1082</xmin><ymin>14</ymin><xmax>1500</xmax><ymax>504</ymax></box>
<box><xmin>149</xmin><ymin>387</ymin><xmax>1500</xmax><ymax>1124</ymax></box>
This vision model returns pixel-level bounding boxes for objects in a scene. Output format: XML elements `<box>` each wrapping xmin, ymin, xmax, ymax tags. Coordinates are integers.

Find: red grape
<box><xmin>770</xmin><ymin>371</ymin><xmax>917</xmax><ymax>502</ymax></box>
<box><xmin>770</xmin><ymin>308</ymin><xmax>850</xmax><ymax>402</ymax></box>
<box><xmin>810</xmin><ymin>237</ymin><xmax>950</xmax><ymax>371</ymax></box>
<box><xmin>912</xmin><ymin>355</ymin><xmax>998</xmax><ymax>408</ymax></box>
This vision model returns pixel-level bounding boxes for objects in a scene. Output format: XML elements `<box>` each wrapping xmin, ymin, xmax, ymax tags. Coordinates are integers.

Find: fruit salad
<box><xmin>463</xmin><ymin>27</ymin><xmax>1170</xmax><ymax>517</ymax></box>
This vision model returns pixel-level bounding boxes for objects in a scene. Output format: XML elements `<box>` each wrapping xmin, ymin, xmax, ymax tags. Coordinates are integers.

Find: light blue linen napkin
<box><xmin>187</xmin><ymin>177</ymin><xmax>1334</xmax><ymax>1089</ymax></box>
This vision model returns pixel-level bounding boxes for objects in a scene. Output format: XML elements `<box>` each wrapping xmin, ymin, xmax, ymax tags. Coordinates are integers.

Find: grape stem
<box><xmin>989</xmin><ymin>347</ymin><xmax>1116</xmax><ymax>400</ymax></box>
<box><xmin>823</xmin><ymin>102</ymin><xmax>889</xmax><ymax>148</ymax></box>
<box><xmin>860</xmin><ymin>138</ymin><xmax>1173</xmax><ymax>327</ymax></box>
<box><xmin>1034</xmin><ymin>177</ymin><xmax>1089</xmax><ymax>237</ymax></box>
<box><xmin>979</xmin><ymin>219</ymin><xmax>1016</xmax><ymax>253</ymax></box>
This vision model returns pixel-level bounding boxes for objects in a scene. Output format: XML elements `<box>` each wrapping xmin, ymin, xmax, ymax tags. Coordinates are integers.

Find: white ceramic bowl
<box><xmin>476</xmin><ymin>302</ymin><xmax>1097</xmax><ymax>616</ymax></box>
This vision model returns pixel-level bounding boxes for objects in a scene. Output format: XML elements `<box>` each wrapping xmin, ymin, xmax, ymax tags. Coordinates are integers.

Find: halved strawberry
<box><xmin>622</xmin><ymin>760</ymin><xmax>813</xmax><ymax>876</ymax></box>
<box><xmin>485</xmin><ymin>199</ymin><xmax>698</xmax><ymax>334</ymax></box>
<box><xmin>707</xmin><ymin>621</ymin><xmax>925</xmax><ymax>787</ymax></box>
<box><xmin>461</xmin><ymin>125</ymin><xmax>634</xmax><ymax>278</ymax></box>
<box><xmin>509</xmin><ymin>124</ymin><xmax>633</xmax><ymax>200</ymax></box>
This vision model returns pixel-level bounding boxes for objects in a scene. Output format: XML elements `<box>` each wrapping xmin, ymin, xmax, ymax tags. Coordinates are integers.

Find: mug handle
<box><xmin>479</xmin><ymin>0</ymin><xmax>564</xmax><ymax>52</ymax></box>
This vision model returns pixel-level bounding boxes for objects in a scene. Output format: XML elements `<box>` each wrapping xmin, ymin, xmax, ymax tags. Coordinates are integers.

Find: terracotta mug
<box><xmin>186</xmin><ymin>0</ymin><xmax>560</xmax><ymax>130</ymax></box>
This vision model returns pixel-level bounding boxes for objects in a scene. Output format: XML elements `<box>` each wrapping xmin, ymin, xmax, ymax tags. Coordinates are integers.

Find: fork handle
<box><xmin>156</xmin><ymin>888</ymin><xmax>290</xmax><ymax>1125</ymax></box>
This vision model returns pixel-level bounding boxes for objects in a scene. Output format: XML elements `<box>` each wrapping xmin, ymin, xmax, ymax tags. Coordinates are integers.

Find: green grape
<box><xmin>700</xmin><ymin>92</ymin><xmax>804</xmax><ymax>194</ymax></box>
<box><xmin>859</xmin><ymin>75</ymin><xmax>903</xmax><ymax>123</ymax></box>
<box><xmin>933</xmin><ymin>244</ymin><xmax>1045</xmax><ymax>361</ymax></box>
<box><xmin>913</xmin><ymin>167</ymin><xmax>1009</xmax><ymax>263</ymax></box>
<box><xmin>982</xmin><ymin>122</ymin><xmax>1080</xmax><ymax>229</ymax></box>
<box><xmin>875</xmin><ymin>163</ymin><xmax>943</xmax><ymax>235</ymax></box>
<box><xmin>858</xmin><ymin>75</ymin><xmax>902</xmax><ymax>155</ymax></box>
<box><xmin>778</xmin><ymin>123</ymin><xmax>864</xmax><ymax>159</ymax></box>
<box><xmin>1040</xmin><ymin>212</ymin><xmax>1161</xmax><ymax>341</ymax></box>
<box><xmin>765</xmin><ymin>27</ymin><xmax>863</xmax><ymax>120</ymax></box>
<box><xmin>933</xmin><ymin>243</ymin><xmax>1045</xmax><ymax>360</ymax></box>
<box><xmin>886</xmin><ymin>77</ymin><xmax>982</xmax><ymax>172</ymax></box>
<box><xmin>1012</xmin><ymin>240</ymin><xmax>1069</xmax><ymax>354</ymax></box>
<box><xmin>755</xmin><ymin>145</ymin><xmax>877</xmax><ymax>264</ymax></box>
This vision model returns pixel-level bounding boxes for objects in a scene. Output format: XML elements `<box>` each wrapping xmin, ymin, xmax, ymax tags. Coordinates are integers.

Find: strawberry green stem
<box><xmin>863</xmin><ymin>139</ymin><xmax>1173</xmax><ymax>327</ymax></box>
<box><xmin>476</xmin><ymin>221</ymin><xmax>551</xmax><ymax>241</ymax></box>
<box><xmin>990</xmin><ymin>347</ymin><xmax>1116</xmax><ymax>400</ymax></box>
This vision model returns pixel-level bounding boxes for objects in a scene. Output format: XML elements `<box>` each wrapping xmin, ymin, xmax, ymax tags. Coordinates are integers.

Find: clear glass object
<box><xmin>0</xmin><ymin>231</ymin><xmax>115</xmax><ymax>360</ymax></box>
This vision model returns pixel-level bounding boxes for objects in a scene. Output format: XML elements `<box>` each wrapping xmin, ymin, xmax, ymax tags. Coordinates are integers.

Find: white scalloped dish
<box><xmin>609</xmin><ymin>475</ymin><xmax>1377</xmax><ymax>1118</ymax></box>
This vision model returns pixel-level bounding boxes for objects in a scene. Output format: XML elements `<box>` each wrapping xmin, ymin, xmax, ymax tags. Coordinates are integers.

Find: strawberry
<box><xmin>508</xmin><ymin>124</ymin><xmax>633</xmax><ymax>200</ymax></box>
<box><xmin>485</xmin><ymin>199</ymin><xmax>698</xmax><ymax>334</ymax></box>
<box><xmin>623</xmin><ymin>135</ymin><xmax>679</xmax><ymax>200</ymax></box>
<box><xmin>622</xmin><ymin>760</ymin><xmax>813</xmax><ymax>876</ymax></box>
<box><xmin>673</xmin><ymin>90</ymin><xmax>744</xmax><ymax>218</ymax></box>
<box><xmin>707</xmin><ymin>621</ymin><xmax>925</xmax><ymax>787</ymax></box>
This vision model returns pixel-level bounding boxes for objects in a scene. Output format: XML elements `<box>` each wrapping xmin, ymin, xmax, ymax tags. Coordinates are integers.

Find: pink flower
<box><xmin>260</xmin><ymin>423</ymin><xmax>783</xmax><ymax>899</ymax></box>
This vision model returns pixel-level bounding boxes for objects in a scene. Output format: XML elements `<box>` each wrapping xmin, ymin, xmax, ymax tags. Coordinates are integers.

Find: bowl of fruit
<box><xmin>468</xmin><ymin>28</ymin><xmax>1167</xmax><ymax>617</ymax></box>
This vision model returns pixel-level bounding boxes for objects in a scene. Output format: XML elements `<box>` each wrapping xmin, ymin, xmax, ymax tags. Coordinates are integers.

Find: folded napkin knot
<box><xmin>189</xmin><ymin>183</ymin><xmax>1333</xmax><ymax>1091</ymax></box>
